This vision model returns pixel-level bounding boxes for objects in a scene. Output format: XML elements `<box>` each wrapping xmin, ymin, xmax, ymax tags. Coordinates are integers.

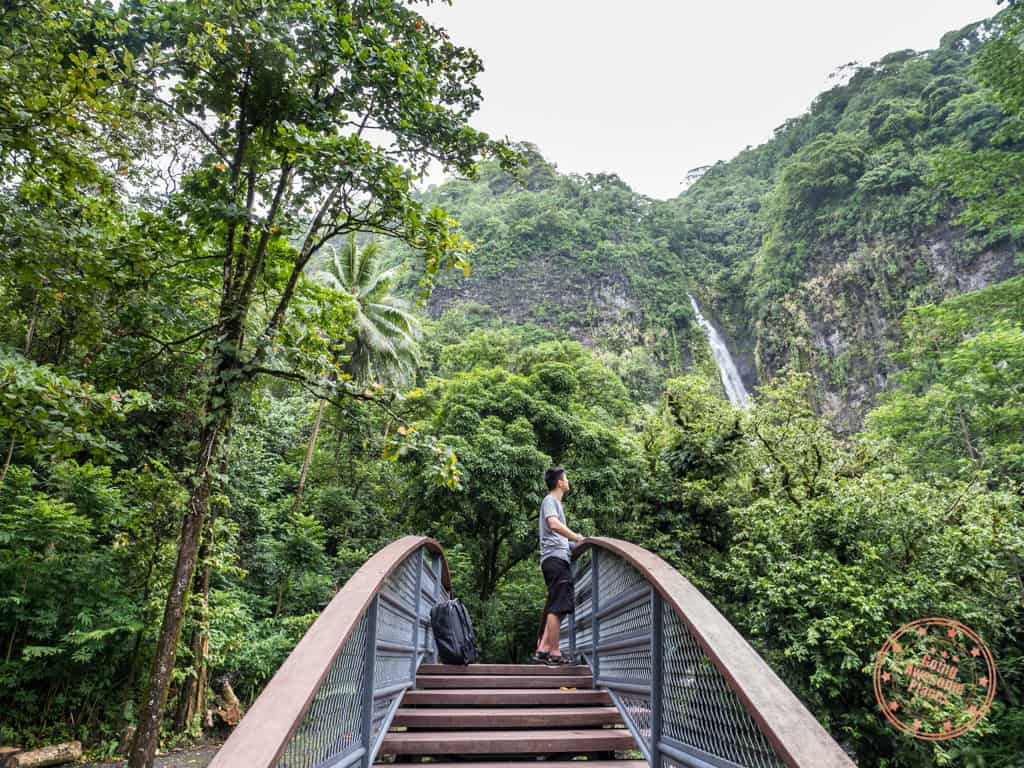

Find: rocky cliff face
<box><xmin>427</xmin><ymin>260</ymin><xmax>644</xmax><ymax>350</ymax></box>
<box><xmin>418</xmin><ymin>158</ymin><xmax>1021</xmax><ymax>430</ymax></box>
<box><xmin>753</xmin><ymin>226</ymin><xmax>1021</xmax><ymax>431</ymax></box>
<box><xmin>406</xmin><ymin>153</ymin><xmax>707</xmax><ymax>398</ymax></box>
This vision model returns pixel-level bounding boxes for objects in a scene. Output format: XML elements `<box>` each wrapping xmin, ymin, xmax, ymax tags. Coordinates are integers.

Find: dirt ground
<box><xmin>85</xmin><ymin>743</ymin><xmax>221</xmax><ymax>768</ymax></box>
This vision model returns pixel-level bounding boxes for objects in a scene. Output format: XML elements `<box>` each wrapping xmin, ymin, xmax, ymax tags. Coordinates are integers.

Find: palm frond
<box><xmin>361</xmin><ymin>265</ymin><xmax>403</xmax><ymax>303</ymax></box>
<box><xmin>365</xmin><ymin>303</ymin><xmax>421</xmax><ymax>336</ymax></box>
<box><xmin>355</xmin><ymin>239</ymin><xmax>383</xmax><ymax>293</ymax></box>
<box><xmin>345</xmin><ymin>233</ymin><xmax>359</xmax><ymax>289</ymax></box>
<box><xmin>310</xmin><ymin>233</ymin><xmax>422</xmax><ymax>386</ymax></box>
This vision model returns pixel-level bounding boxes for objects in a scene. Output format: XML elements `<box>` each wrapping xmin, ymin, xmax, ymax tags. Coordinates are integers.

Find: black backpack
<box><xmin>430</xmin><ymin>598</ymin><xmax>479</xmax><ymax>665</ymax></box>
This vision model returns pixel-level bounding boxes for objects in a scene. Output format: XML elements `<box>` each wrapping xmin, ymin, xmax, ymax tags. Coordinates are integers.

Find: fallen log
<box><xmin>3</xmin><ymin>741</ymin><xmax>81</xmax><ymax>767</ymax></box>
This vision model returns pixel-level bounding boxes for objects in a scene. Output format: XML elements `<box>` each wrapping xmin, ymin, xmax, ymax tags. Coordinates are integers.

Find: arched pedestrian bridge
<box><xmin>209</xmin><ymin>536</ymin><xmax>855</xmax><ymax>768</ymax></box>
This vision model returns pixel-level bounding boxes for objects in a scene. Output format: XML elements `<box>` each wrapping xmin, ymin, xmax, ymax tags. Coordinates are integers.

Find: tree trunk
<box><xmin>275</xmin><ymin>395</ymin><xmax>328</xmax><ymax>617</ymax></box>
<box><xmin>174</xmin><ymin>483</ymin><xmax>226</xmax><ymax>734</ymax></box>
<box><xmin>5</xmin><ymin>741</ymin><xmax>81</xmax><ymax>768</ymax></box>
<box><xmin>173</xmin><ymin>511</ymin><xmax>215</xmax><ymax>732</ymax></box>
<box><xmin>4</xmin><ymin>619</ymin><xmax>16</xmax><ymax>664</ymax></box>
<box><xmin>175</xmin><ymin>622</ymin><xmax>210</xmax><ymax>733</ymax></box>
<box><xmin>128</xmin><ymin>419</ymin><xmax>225</xmax><ymax>768</ymax></box>
<box><xmin>273</xmin><ymin>570</ymin><xmax>290</xmax><ymax>620</ymax></box>
<box><xmin>291</xmin><ymin>395</ymin><xmax>327</xmax><ymax>519</ymax></box>
<box><xmin>121</xmin><ymin>544</ymin><xmax>160</xmax><ymax>735</ymax></box>
<box><xmin>0</xmin><ymin>440</ymin><xmax>13</xmax><ymax>487</ymax></box>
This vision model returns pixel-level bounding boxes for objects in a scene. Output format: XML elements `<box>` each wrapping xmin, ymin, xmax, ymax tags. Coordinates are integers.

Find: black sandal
<box><xmin>545</xmin><ymin>653</ymin><xmax>575</xmax><ymax>666</ymax></box>
<box><xmin>530</xmin><ymin>651</ymin><xmax>550</xmax><ymax>664</ymax></box>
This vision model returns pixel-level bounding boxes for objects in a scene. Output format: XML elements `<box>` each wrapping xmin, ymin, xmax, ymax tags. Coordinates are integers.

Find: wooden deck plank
<box><xmin>401</xmin><ymin>689</ymin><xmax>612</xmax><ymax>707</ymax></box>
<box><xmin>418</xmin><ymin>663</ymin><xmax>589</xmax><ymax>676</ymax></box>
<box><xmin>380</xmin><ymin>728</ymin><xmax>636</xmax><ymax>755</ymax></box>
<box><xmin>392</xmin><ymin>706</ymin><xmax>622</xmax><ymax>729</ymax></box>
<box><xmin>414</xmin><ymin>674</ymin><xmax>592</xmax><ymax>690</ymax></box>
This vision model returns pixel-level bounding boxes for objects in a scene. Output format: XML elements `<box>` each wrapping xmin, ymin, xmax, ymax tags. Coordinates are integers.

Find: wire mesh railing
<box><xmin>210</xmin><ymin>537</ymin><xmax>450</xmax><ymax>768</ymax></box>
<box><xmin>562</xmin><ymin>538</ymin><xmax>855</xmax><ymax>768</ymax></box>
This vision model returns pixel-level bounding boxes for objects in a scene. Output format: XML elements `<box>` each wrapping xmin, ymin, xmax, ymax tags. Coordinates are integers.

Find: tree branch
<box><xmin>133</xmin><ymin>324</ymin><xmax>220</xmax><ymax>352</ymax></box>
<box><xmin>752</xmin><ymin>423</ymin><xmax>803</xmax><ymax>509</ymax></box>
<box><xmin>234</xmin><ymin>160</ymin><xmax>295</xmax><ymax>320</ymax></box>
<box><xmin>957</xmin><ymin>402</ymin><xmax>983</xmax><ymax>467</ymax></box>
<box><xmin>151</xmin><ymin>95</ymin><xmax>230</xmax><ymax>165</ymax></box>
<box><xmin>121</xmin><ymin>324</ymin><xmax>219</xmax><ymax>374</ymax></box>
<box><xmin>220</xmin><ymin>73</ymin><xmax>252</xmax><ymax>314</ymax></box>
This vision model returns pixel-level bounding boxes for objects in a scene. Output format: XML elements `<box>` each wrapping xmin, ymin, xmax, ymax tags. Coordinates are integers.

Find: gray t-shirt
<box><xmin>539</xmin><ymin>493</ymin><xmax>570</xmax><ymax>564</ymax></box>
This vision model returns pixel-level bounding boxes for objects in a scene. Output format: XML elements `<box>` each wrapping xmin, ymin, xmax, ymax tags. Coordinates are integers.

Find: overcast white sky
<box><xmin>419</xmin><ymin>0</ymin><xmax>1002</xmax><ymax>200</ymax></box>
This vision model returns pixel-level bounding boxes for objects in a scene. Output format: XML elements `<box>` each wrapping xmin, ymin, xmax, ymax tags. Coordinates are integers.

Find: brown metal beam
<box><xmin>418</xmin><ymin>663</ymin><xmax>588</xmax><ymax>675</ymax></box>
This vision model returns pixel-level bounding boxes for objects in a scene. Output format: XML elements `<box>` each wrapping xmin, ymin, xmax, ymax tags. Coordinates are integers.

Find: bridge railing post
<box><xmin>430</xmin><ymin>552</ymin><xmax>441</xmax><ymax>663</ymax></box>
<box><xmin>568</xmin><ymin>610</ymin><xmax>576</xmax><ymax>657</ymax></box>
<box><xmin>590</xmin><ymin>548</ymin><xmax>600</xmax><ymax>681</ymax></box>
<box><xmin>410</xmin><ymin>547</ymin><xmax>424</xmax><ymax>680</ymax></box>
<box><xmin>360</xmin><ymin>595</ymin><xmax>378</xmax><ymax>768</ymax></box>
<box><xmin>650</xmin><ymin>590</ymin><xmax>663</xmax><ymax>768</ymax></box>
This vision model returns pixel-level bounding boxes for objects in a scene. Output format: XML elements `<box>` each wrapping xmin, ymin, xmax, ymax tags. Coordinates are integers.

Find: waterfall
<box><xmin>688</xmin><ymin>294</ymin><xmax>752</xmax><ymax>410</ymax></box>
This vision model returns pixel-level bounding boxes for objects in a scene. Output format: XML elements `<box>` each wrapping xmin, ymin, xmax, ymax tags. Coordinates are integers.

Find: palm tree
<box><xmin>313</xmin><ymin>234</ymin><xmax>421</xmax><ymax>385</ymax></box>
<box><xmin>278</xmin><ymin>235</ymin><xmax>421</xmax><ymax>614</ymax></box>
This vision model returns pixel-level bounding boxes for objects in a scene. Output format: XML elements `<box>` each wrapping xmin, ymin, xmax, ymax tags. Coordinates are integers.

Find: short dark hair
<box><xmin>544</xmin><ymin>467</ymin><xmax>565</xmax><ymax>491</ymax></box>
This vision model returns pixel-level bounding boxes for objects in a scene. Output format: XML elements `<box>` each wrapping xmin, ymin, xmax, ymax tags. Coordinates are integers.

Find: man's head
<box><xmin>545</xmin><ymin>467</ymin><xmax>569</xmax><ymax>493</ymax></box>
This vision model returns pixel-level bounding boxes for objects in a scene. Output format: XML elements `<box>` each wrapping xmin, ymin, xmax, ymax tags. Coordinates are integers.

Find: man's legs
<box><xmin>542</xmin><ymin>611</ymin><xmax>562</xmax><ymax>656</ymax></box>
<box><xmin>536</xmin><ymin>618</ymin><xmax>549</xmax><ymax>652</ymax></box>
<box><xmin>535</xmin><ymin>589</ymin><xmax>552</xmax><ymax>653</ymax></box>
<box><xmin>534</xmin><ymin>558</ymin><xmax>573</xmax><ymax>662</ymax></box>
<box><xmin>535</xmin><ymin>612</ymin><xmax>562</xmax><ymax>655</ymax></box>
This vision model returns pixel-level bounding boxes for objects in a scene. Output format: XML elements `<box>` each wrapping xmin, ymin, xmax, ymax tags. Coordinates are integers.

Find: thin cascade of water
<box><xmin>688</xmin><ymin>294</ymin><xmax>752</xmax><ymax>410</ymax></box>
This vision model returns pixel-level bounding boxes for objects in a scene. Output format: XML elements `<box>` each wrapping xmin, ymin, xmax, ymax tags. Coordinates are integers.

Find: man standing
<box><xmin>532</xmin><ymin>467</ymin><xmax>584</xmax><ymax>665</ymax></box>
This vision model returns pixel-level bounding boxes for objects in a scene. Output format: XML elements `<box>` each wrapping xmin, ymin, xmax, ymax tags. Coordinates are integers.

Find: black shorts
<box><xmin>541</xmin><ymin>557</ymin><xmax>575</xmax><ymax>617</ymax></box>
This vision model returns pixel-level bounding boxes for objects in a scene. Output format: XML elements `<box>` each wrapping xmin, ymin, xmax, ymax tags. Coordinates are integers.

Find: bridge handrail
<box><xmin>209</xmin><ymin>536</ymin><xmax>450</xmax><ymax>768</ymax></box>
<box><xmin>564</xmin><ymin>537</ymin><xmax>854</xmax><ymax>768</ymax></box>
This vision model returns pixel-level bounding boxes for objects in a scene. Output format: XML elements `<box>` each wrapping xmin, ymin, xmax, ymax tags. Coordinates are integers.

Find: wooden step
<box><xmin>414</xmin><ymin>674</ymin><xmax>592</xmax><ymax>690</ymax></box>
<box><xmin>380</xmin><ymin>728</ymin><xmax>636</xmax><ymax>755</ymax></box>
<box><xmin>377</xmin><ymin>762</ymin><xmax>648</xmax><ymax>768</ymax></box>
<box><xmin>401</xmin><ymin>688</ymin><xmax>612</xmax><ymax>707</ymax></box>
<box><xmin>393</xmin><ymin>706</ymin><xmax>623</xmax><ymax>729</ymax></box>
<box><xmin>418</xmin><ymin>663</ymin><xmax>589</xmax><ymax>676</ymax></box>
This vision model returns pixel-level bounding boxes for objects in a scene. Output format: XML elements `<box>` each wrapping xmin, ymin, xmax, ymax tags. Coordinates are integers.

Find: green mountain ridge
<box><xmin>416</xmin><ymin>11</ymin><xmax>1023</xmax><ymax>430</ymax></box>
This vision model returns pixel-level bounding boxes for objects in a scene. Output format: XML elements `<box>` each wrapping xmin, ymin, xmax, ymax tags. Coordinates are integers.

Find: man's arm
<box><xmin>547</xmin><ymin>515</ymin><xmax>584</xmax><ymax>543</ymax></box>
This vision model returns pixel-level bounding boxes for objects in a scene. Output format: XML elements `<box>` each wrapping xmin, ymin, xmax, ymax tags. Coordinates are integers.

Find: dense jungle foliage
<box><xmin>1</xmin><ymin>1</ymin><xmax>1022</xmax><ymax>767</ymax></box>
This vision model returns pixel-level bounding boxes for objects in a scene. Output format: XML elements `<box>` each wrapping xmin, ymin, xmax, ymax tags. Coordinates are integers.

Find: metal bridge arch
<box><xmin>210</xmin><ymin>535</ymin><xmax>855</xmax><ymax>768</ymax></box>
